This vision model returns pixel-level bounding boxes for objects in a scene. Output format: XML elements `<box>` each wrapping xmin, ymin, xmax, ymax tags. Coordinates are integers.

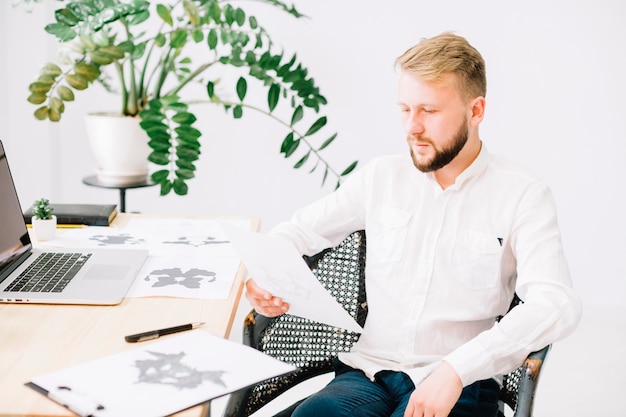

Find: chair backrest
<box><xmin>223</xmin><ymin>230</ymin><xmax>367</xmax><ymax>417</ymax></box>
<box><xmin>223</xmin><ymin>230</ymin><xmax>549</xmax><ymax>417</ymax></box>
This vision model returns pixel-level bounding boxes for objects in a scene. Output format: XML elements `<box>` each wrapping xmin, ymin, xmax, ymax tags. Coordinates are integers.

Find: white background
<box><xmin>2</xmin><ymin>1</ymin><xmax>625</xmax><ymax>415</ymax></box>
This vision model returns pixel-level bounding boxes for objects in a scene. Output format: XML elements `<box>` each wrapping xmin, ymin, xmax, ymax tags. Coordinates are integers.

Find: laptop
<box><xmin>0</xmin><ymin>140</ymin><xmax>148</xmax><ymax>305</ymax></box>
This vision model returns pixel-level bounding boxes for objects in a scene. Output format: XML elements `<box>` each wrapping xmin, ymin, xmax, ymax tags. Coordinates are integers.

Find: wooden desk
<box><xmin>0</xmin><ymin>213</ymin><xmax>260</xmax><ymax>416</ymax></box>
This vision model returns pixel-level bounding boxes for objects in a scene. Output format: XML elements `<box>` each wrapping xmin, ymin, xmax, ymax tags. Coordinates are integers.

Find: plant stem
<box><xmin>186</xmin><ymin>98</ymin><xmax>341</xmax><ymax>179</ymax></box>
<box><xmin>121</xmin><ymin>18</ymin><xmax>138</xmax><ymax>115</ymax></box>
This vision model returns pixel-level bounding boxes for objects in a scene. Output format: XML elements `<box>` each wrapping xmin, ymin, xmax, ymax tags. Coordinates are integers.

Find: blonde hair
<box><xmin>395</xmin><ymin>32</ymin><xmax>486</xmax><ymax>101</ymax></box>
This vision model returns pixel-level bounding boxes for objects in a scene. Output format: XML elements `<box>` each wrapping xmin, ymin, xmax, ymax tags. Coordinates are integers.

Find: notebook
<box><xmin>0</xmin><ymin>140</ymin><xmax>148</xmax><ymax>305</ymax></box>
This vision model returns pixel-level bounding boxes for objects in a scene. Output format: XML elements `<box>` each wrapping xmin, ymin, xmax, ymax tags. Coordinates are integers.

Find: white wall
<box><xmin>3</xmin><ymin>0</ymin><xmax>625</xmax><ymax>307</ymax></box>
<box><xmin>4</xmin><ymin>0</ymin><xmax>623</xmax><ymax>306</ymax></box>
<box><xmin>2</xmin><ymin>1</ymin><xmax>626</xmax><ymax>415</ymax></box>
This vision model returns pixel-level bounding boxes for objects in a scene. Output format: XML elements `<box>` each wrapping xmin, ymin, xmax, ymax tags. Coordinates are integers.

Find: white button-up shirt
<box><xmin>269</xmin><ymin>146</ymin><xmax>582</xmax><ymax>387</ymax></box>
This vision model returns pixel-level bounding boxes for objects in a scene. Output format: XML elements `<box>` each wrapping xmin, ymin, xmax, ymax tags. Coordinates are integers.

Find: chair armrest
<box><xmin>513</xmin><ymin>345</ymin><xmax>551</xmax><ymax>417</ymax></box>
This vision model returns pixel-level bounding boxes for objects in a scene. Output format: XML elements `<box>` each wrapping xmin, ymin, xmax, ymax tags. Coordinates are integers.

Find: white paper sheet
<box><xmin>38</xmin><ymin>219</ymin><xmax>250</xmax><ymax>300</ymax></box>
<box><xmin>220</xmin><ymin>222</ymin><xmax>363</xmax><ymax>333</ymax></box>
<box><xmin>29</xmin><ymin>330</ymin><xmax>295</xmax><ymax>417</ymax></box>
<box><xmin>125</xmin><ymin>255</ymin><xmax>242</xmax><ymax>299</ymax></box>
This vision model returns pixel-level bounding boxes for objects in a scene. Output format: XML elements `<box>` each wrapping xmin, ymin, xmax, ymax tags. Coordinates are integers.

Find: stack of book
<box><xmin>23</xmin><ymin>204</ymin><xmax>118</xmax><ymax>227</ymax></box>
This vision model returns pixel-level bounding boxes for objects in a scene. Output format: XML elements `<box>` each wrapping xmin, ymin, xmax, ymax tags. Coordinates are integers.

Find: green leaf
<box><xmin>156</xmin><ymin>4</ymin><xmax>173</xmax><ymax>26</ymax></box>
<box><xmin>148</xmin><ymin>139</ymin><xmax>170</xmax><ymax>151</ymax></box>
<box><xmin>304</xmin><ymin>116</ymin><xmax>327</xmax><ymax>137</ymax></box>
<box><xmin>73</xmin><ymin>62</ymin><xmax>100</xmax><ymax>81</ymax></box>
<box><xmin>341</xmin><ymin>161</ymin><xmax>358</xmax><ymax>176</ymax></box>
<box><xmin>55</xmin><ymin>8</ymin><xmax>79</xmax><ymax>26</ymax></box>
<box><xmin>151</xmin><ymin>169</ymin><xmax>170</xmax><ymax>182</ymax></box>
<box><xmin>155</xmin><ymin>33</ymin><xmax>166</xmax><ymax>47</ymax></box>
<box><xmin>318</xmin><ymin>133</ymin><xmax>337</xmax><ymax>151</ymax></box>
<box><xmin>280</xmin><ymin>132</ymin><xmax>294</xmax><ymax>154</ymax></box>
<box><xmin>281</xmin><ymin>134</ymin><xmax>300</xmax><ymax>158</ymax></box>
<box><xmin>268</xmin><ymin>83</ymin><xmax>280</xmax><ymax>112</ymax></box>
<box><xmin>321</xmin><ymin>166</ymin><xmax>329</xmax><ymax>186</ymax></box>
<box><xmin>139</xmin><ymin>109</ymin><xmax>166</xmax><ymax>121</ymax></box>
<box><xmin>50</xmin><ymin>97</ymin><xmax>64</xmax><ymax>114</ymax></box>
<box><xmin>249</xmin><ymin>15</ymin><xmax>258</xmax><ymax>29</ymax></box>
<box><xmin>294</xmin><ymin>151</ymin><xmax>310</xmax><ymax>169</ymax></box>
<box><xmin>40</xmin><ymin>63</ymin><xmax>62</xmax><ymax>77</ymax></box>
<box><xmin>37</xmin><ymin>75</ymin><xmax>55</xmax><ymax>85</ymax></box>
<box><xmin>159</xmin><ymin>180</ymin><xmax>173</xmax><ymax>196</ymax></box>
<box><xmin>191</xmin><ymin>29</ymin><xmax>204</xmax><ymax>43</ymax></box>
<box><xmin>34</xmin><ymin>106</ymin><xmax>49</xmax><ymax>121</ymax></box>
<box><xmin>176</xmin><ymin>159</ymin><xmax>196</xmax><ymax>170</ymax></box>
<box><xmin>183</xmin><ymin>0</ymin><xmax>201</xmax><ymax>25</ymax></box>
<box><xmin>173</xmin><ymin>179</ymin><xmax>188</xmax><ymax>196</ymax></box>
<box><xmin>28</xmin><ymin>93</ymin><xmax>47</xmax><ymax>105</ymax></box>
<box><xmin>148</xmin><ymin>151</ymin><xmax>170</xmax><ymax>165</ymax></box>
<box><xmin>170</xmin><ymin>30</ymin><xmax>188</xmax><ymax>48</ymax></box>
<box><xmin>236</xmin><ymin>77</ymin><xmax>247</xmax><ymax>101</ymax></box>
<box><xmin>233</xmin><ymin>105</ymin><xmax>243</xmax><ymax>119</ymax></box>
<box><xmin>234</xmin><ymin>7</ymin><xmax>246</xmax><ymax>26</ymax></box>
<box><xmin>127</xmin><ymin>9</ymin><xmax>150</xmax><ymax>25</ymax></box>
<box><xmin>206</xmin><ymin>81</ymin><xmax>215</xmax><ymax>98</ymax></box>
<box><xmin>175</xmin><ymin>125</ymin><xmax>202</xmax><ymax>139</ymax></box>
<box><xmin>175</xmin><ymin>168</ymin><xmax>194</xmax><ymax>179</ymax></box>
<box><xmin>88</xmin><ymin>51</ymin><xmax>114</xmax><ymax>65</ymax></box>
<box><xmin>209</xmin><ymin>1</ymin><xmax>221</xmax><ymax>22</ymax></box>
<box><xmin>57</xmin><ymin>86</ymin><xmax>75</xmax><ymax>101</ymax></box>
<box><xmin>65</xmin><ymin>74</ymin><xmax>89</xmax><ymax>90</ymax></box>
<box><xmin>98</xmin><ymin>45</ymin><xmax>125</xmax><ymax>59</ymax></box>
<box><xmin>49</xmin><ymin>106</ymin><xmax>61</xmax><ymax>122</ymax></box>
<box><xmin>44</xmin><ymin>22</ymin><xmax>76</xmax><ymax>42</ymax></box>
<box><xmin>176</xmin><ymin>145</ymin><xmax>200</xmax><ymax>160</ymax></box>
<box><xmin>171</xmin><ymin>112</ymin><xmax>197</xmax><ymax>125</ymax></box>
<box><xmin>29</xmin><ymin>82</ymin><xmax>52</xmax><ymax>94</ymax></box>
<box><xmin>207</xmin><ymin>28</ymin><xmax>218</xmax><ymax>49</ymax></box>
<box><xmin>290</xmin><ymin>105</ymin><xmax>303</xmax><ymax>126</ymax></box>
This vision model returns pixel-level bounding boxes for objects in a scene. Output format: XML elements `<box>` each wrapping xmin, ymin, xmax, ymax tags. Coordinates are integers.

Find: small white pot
<box><xmin>32</xmin><ymin>215</ymin><xmax>57</xmax><ymax>241</ymax></box>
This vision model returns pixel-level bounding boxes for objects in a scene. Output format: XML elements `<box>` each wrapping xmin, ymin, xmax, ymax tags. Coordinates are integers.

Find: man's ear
<box><xmin>469</xmin><ymin>96</ymin><xmax>486</xmax><ymax>127</ymax></box>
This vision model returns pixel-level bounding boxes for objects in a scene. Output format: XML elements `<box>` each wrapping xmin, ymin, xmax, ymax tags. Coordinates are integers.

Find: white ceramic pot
<box><xmin>32</xmin><ymin>215</ymin><xmax>57</xmax><ymax>241</ymax></box>
<box><xmin>84</xmin><ymin>112</ymin><xmax>152</xmax><ymax>186</ymax></box>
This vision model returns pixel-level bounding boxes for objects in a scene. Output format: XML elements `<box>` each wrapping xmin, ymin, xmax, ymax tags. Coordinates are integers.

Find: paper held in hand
<box><xmin>219</xmin><ymin>222</ymin><xmax>363</xmax><ymax>333</ymax></box>
<box><xmin>27</xmin><ymin>330</ymin><xmax>296</xmax><ymax>417</ymax></box>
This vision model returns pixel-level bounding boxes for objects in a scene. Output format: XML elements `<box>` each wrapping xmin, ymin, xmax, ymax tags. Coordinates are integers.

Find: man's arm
<box><xmin>445</xmin><ymin>182</ymin><xmax>582</xmax><ymax>386</ymax></box>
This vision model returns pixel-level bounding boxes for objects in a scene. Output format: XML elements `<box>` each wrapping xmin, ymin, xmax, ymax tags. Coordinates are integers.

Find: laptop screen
<box><xmin>0</xmin><ymin>141</ymin><xmax>33</xmax><ymax>278</ymax></box>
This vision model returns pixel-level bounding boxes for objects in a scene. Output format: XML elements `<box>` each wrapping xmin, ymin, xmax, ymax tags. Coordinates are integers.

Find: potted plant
<box><xmin>19</xmin><ymin>0</ymin><xmax>357</xmax><ymax>195</ymax></box>
<box><xmin>31</xmin><ymin>198</ymin><xmax>57</xmax><ymax>241</ymax></box>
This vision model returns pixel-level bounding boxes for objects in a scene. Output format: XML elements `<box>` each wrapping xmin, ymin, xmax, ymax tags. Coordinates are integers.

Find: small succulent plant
<box><xmin>32</xmin><ymin>198</ymin><xmax>54</xmax><ymax>220</ymax></box>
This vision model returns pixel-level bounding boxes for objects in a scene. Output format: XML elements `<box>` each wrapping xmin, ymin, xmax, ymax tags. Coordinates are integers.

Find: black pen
<box><xmin>125</xmin><ymin>322</ymin><xmax>205</xmax><ymax>343</ymax></box>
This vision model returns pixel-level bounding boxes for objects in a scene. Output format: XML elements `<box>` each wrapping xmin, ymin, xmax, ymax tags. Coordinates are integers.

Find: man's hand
<box><xmin>245</xmin><ymin>278</ymin><xmax>290</xmax><ymax>317</ymax></box>
<box><xmin>404</xmin><ymin>361</ymin><xmax>463</xmax><ymax>417</ymax></box>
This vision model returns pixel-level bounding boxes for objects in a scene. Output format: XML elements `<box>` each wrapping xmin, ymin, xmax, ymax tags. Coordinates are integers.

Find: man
<box><xmin>246</xmin><ymin>32</ymin><xmax>582</xmax><ymax>417</ymax></box>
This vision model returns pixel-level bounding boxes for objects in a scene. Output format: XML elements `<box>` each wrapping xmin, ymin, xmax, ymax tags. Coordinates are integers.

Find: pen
<box><xmin>124</xmin><ymin>322</ymin><xmax>205</xmax><ymax>343</ymax></box>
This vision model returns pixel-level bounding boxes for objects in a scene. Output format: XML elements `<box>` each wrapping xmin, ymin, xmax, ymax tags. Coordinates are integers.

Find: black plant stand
<box><xmin>82</xmin><ymin>175</ymin><xmax>157</xmax><ymax>213</ymax></box>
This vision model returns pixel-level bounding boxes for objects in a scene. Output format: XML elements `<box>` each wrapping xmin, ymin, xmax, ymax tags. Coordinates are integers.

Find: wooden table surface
<box><xmin>0</xmin><ymin>213</ymin><xmax>260</xmax><ymax>416</ymax></box>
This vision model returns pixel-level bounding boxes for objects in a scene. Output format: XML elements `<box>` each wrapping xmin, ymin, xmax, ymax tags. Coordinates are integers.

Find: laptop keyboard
<box><xmin>6</xmin><ymin>252</ymin><xmax>92</xmax><ymax>293</ymax></box>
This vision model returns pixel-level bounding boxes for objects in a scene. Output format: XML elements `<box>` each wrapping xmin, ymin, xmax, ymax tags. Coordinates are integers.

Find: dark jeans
<box><xmin>283</xmin><ymin>359</ymin><xmax>499</xmax><ymax>417</ymax></box>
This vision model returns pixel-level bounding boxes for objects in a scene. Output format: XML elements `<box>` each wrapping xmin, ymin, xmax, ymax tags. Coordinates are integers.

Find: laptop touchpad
<box><xmin>85</xmin><ymin>264</ymin><xmax>130</xmax><ymax>280</ymax></box>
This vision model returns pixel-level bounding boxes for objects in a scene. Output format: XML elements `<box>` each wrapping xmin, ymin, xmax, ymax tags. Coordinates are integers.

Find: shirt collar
<box><xmin>424</xmin><ymin>143</ymin><xmax>491</xmax><ymax>191</ymax></box>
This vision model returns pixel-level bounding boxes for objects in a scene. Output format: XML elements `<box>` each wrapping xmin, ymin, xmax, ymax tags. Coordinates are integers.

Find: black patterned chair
<box><xmin>218</xmin><ymin>230</ymin><xmax>550</xmax><ymax>417</ymax></box>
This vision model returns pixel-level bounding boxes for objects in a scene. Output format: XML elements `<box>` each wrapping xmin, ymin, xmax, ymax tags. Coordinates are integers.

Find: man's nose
<box><xmin>405</xmin><ymin>111</ymin><xmax>425</xmax><ymax>135</ymax></box>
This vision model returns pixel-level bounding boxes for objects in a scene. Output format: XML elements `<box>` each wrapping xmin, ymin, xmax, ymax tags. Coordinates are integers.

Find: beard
<box><xmin>408</xmin><ymin>119</ymin><xmax>469</xmax><ymax>173</ymax></box>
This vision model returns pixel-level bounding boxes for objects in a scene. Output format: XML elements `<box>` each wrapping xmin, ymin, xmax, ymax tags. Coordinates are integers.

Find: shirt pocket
<box><xmin>369</xmin><ymin>205</ymin><xmax>411</xmax><ymax>263</ymax></box>
<box><xmin>454</xmin><ymin>230</ymin><xmax>502</xmax><ymax>289</ymax></box>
